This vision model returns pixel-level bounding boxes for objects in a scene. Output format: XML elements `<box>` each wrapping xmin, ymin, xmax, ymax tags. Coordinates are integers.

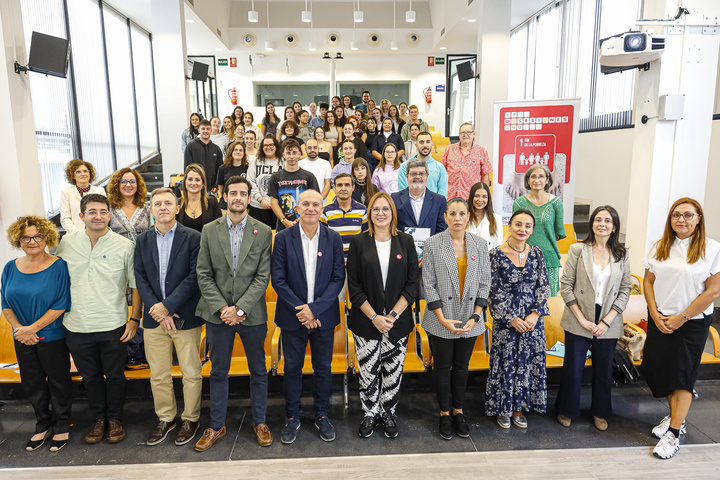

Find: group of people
<box><xmin>3</xmin><ymin>115</ymin><xmax>718</xmax><ymax>462</ymax></box>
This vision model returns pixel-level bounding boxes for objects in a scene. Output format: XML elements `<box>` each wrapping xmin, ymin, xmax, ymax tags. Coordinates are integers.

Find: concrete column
<box><xmin>625</xmin><ymin>0</ymin><xmax>720</xmax><ymax>273</ymax></box>
<box><xmin>0</xmin><ymin>0</ymin><xmax>44</xmax><ymax>266</ymax></box>
<box><xmin>474</xmin><ymin>0</ymin><xmax>511</xmax><ymax>157</ymax></box>
<box><xmin>151</xmin><ymin>0</ymin><xmax>190</xmax><ymax>183</ymax></box>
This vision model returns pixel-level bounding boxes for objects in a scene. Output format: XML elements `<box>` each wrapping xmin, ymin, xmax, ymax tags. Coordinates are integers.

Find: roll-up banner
<box><xmin>492</xmin><ymin>98</ymin><xmax>581</xmax><ymax>225</ymax></box>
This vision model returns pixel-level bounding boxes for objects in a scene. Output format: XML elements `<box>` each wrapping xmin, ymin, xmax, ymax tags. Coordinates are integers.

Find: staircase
<box><xmin>136</xmin><ymin>156</ymin><xmax>164</xmax><ymax>200</ymax></box>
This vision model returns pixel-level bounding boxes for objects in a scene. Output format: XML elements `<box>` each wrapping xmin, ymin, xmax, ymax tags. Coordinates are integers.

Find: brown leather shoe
<box><xmin>147</xmin><ymin>420</ymin><xmax>176</xmax><ymax>446</ymax></box>
<box><xmin>85</xmin><ymin>419</ymin><xmax>106</xmax><ymax>444</ymax></box>
<box><xmin>175</xmin><ymin>420</ymin><xmax>199</xmax><ymax>446</ymax></box>
<box><xmin>253</xmin><ymin>423</ymin><xmax>273</xmax><ymax>447</ymax></box>
<box><xmin>194</xmin><ymin>427</ymin><xmax>226</xmax><ymax>452</ymax></box>
<box><xmin>107</xmin><ymin>419</ymin><xmax>126</xmax><ymax>443</ymax></box>
<box><xmin>594</xmin><ymin>416</ymin><xmax>608</xmax><ymax>431</ymax></box>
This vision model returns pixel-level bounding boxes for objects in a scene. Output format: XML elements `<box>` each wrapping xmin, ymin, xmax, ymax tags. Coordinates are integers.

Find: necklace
<box><xmin>187</xmin><ymin>201</ymin><xmax>201</xmax><ymax>218</ymax></box>
<box><xmin>506</xmin><ymin>240</ymin><xmax>526</xmax><ymax>260</ymax></box>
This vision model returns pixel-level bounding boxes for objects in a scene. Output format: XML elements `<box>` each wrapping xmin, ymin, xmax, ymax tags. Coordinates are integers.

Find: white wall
<box><xmin>214</xmin><ymin>53</ymin><xmax>449</xmax><ymax>136</ymax></box>
<box><xmin>706</xmin><ymin>119</ymin><xmax>720</xmax><ymax>243</ymax></box>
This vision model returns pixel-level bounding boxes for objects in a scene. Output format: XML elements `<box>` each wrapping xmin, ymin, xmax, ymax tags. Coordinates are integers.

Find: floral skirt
<box><xmin>485</xmin><ymin>317</ymin><xmax>547</xmax><ymax>416</ymax></box>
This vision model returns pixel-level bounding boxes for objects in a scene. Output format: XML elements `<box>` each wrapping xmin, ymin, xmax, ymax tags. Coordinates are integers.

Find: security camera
<box><xmin>599</xmin><ymin>31</ymin><xmax>665</xmax><ymax>74</ymax></box>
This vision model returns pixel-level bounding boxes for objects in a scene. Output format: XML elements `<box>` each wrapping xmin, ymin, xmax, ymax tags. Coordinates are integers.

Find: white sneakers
<box><xmin>653</xmin><ymin>431</ymin><xmax>680</xmax><ymax>459</ymax></box>
<box><xmin>651</xmin><ymin>415</ymin><xmax>686</xmax><ymax>439</ymax></box>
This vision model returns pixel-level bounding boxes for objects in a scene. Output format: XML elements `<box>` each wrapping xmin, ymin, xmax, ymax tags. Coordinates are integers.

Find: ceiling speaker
<box><xmin>367</xmin><ymin>32</ymin><xmax>382</xmax><ymax>47</ymax></box>
<box><xmin>284</xmin><ymin>33</ymin><xmax>299</xmax><ymax>48</ymax></box>
<box><xmin>406</xmin><ymin>32</ymin><xmax>421</xmax><ymax>47</ymax></box>
<box><xmin>326</xmin><ymin>32</ymin><xmax>341</xmax><ymax>47</ymax></box>
<box><xmin>241</xmin><ymin>33</ymin><xmax>257</xmax><ymax>48</ymax></box>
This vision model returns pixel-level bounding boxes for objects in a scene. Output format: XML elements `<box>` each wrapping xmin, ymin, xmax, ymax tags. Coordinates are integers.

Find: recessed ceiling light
<box><xmin>467</xmin><ymin>18</ymin><xmax>477</xmax><ymax>23</ymax></box>
<box><xmin>439</xmin><ymin>47</ymin><xmax>447</xmax><ymax>50</ymax></box>
<box><xmin>215</xmin><ymin>48</ymin><xmax>222</xmax><ymax>51</ymax></box>
<box><xmin>185</xmin><ymin>18</ymin><xmax>195</xmax><ymax>24</ymax></box>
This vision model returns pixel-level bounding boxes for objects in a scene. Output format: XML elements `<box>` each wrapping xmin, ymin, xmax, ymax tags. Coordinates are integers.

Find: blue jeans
<box><xmin>206</xmin><ymin>321</ymin><xmax>268</xmax><ymax>429</ymax></box>
<box><xmin>282</xmin><ymin>327</ymin><xmax>334</xmax><ymax>419</ymax></box>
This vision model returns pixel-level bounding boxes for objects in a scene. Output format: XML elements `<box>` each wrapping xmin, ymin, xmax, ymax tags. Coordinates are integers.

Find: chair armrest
<box><xmin>630</xmin><ymin>274</ymin><xmax>643</xmax><ymax>294</ymax></box>
<box><xmin>709</xmin><ymin>326</ymin><xmax>720</xmax><ymax>358</ymax></box>
<box><xmin>271</xmin><ymin>327</ymin><xmax>282</xmax><ymax>371</ymax></box>
<box><xmin>624</xmin><ymin>321</ymin><xmax>646</xmax><ymax>335</ymax></box>
<box><xmin>415</xmin><ymin>324</ymin><xmax>431</xmax><ymax>366</ymax></box>
<box><xmin>199</xmin><ymin>326</ymin><xmax>208</xmax><ymax>361</ymax></box>
<box><xmin>347</xmin><ymin>330</ymin><xmax>356</xmax><ymax>371</ymax></box>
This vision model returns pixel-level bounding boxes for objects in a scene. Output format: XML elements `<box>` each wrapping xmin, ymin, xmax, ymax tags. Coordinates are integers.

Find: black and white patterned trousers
<box><xmin>354</xmin><ymin>333</ymin><xmax>409</xmax><ymax>417</ymax></box>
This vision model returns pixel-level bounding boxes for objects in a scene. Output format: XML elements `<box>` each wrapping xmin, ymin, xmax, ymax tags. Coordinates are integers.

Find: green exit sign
<box><xmin>435</xmin><ymin>57</ymin><xmax>445</xmax><ymax>65</ymax></box>
<box><xmin>218</xmin><ymin>58</ymin><xmax>228</xmax><ymax>66</ymax></box>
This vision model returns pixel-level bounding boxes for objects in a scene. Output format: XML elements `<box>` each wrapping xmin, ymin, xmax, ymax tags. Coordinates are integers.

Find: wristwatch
<box><xmin>129</xmin><ymin>318</ymin><xmax>141</xmax><ymax>324</ymax></box>
<box><xmin>235</xmin><ymin>306</ymin><xmax>246</xmax><ymax>317</ymax></box>
<box><xmin>388</xmin><ymin>310</ymin><xmax>399</xmax><ymax>320</ymax></box>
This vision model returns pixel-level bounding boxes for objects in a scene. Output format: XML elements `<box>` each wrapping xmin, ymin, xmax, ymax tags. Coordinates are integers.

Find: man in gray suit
<box><xmin>194</xmin><ymin>176</ymin><xmax>274</xmax><ymax>451</ymax></box>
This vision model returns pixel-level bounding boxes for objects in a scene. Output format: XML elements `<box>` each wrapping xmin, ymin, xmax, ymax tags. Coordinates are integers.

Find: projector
<box><xmin>599</xmin><ymin>32</ymin><xmax>665</xmax><ymax>74</ymax></box>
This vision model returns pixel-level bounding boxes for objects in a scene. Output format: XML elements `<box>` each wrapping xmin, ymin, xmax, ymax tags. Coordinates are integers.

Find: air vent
<box><xmin>187</xmin><ymin>0</ymin><xmax>194</xmax><ymax>5</ymax></box>
<box><xmin>367</xmin><ymin>32</ymin><xmax>382</xmax><ymax>47</ymax></box>
<box><xmin>441</xmin><ymin>27</ymin><xmax>445</xmax><ymax>36</ymax></box>
<box><xmin>326</xmin><ymin>32</ymin><xmax>341</xmax><ymax>47</ymax></box>
<box><xmin>216</xmin><ymin>28</ymin><xmax>222</xmax><ymax>38</ymax></box>
<box><xmin>284</xmin><ymin>33</ymin><xmax>299</xmax><ymax>48</ymax></box>
<box><xmin>406</xmin><ymin>32</ymin><xmax>421</xmax><ymax>47</ymax></box>
<box><xmin>651</xmin><ymin>44</ymin><xmax>664</xmax><ymax>50</ymax></box>
<box><xmin>241</xmin><ymin>33</ymin><xmax>257</xmax><ymax>48</ymax></box>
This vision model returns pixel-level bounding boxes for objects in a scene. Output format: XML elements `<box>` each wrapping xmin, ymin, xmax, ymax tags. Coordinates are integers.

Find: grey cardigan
<box><xmin>559</xmin><ymin>242</ymin><xmax>632</xmax><ymax>339</ymax></box>
<box><xmin>422</xmin><ymin>231</ymin><xmax>491</xmax><ymax>339</ymax></box>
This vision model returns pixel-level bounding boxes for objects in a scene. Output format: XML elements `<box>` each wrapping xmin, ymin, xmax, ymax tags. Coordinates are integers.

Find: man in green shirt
<box><xmin>57</xmin><ymin>194</ymin><xmax>139</xmax><ymax>445</ymax></box>
<box><xmin>400</xmin><ymin>105</ymin><xmax>430</xmax><ymax>142</ymax></box>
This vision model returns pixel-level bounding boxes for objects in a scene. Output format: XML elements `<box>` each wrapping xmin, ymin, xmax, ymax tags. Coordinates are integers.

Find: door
<box><xmin>445</xmin><ymin>54</ymin><xmax>477</xmax><ymax>141</ymax></box>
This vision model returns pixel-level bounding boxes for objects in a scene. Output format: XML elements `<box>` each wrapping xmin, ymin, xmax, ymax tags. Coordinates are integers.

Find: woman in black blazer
<box><xmin>176</xmin><ymin>163</ymin><xmax>222</xmax><ymax>232</ymax></box>
<box><xmin>347</xmin><ymin>192</ymin><xmax>419</xmax><ymax>440</ymax></box>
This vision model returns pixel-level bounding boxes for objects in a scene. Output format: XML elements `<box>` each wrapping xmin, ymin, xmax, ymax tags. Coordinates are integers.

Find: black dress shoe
<box><xmin>26</xmin><ymin>430</ymin><xmax>53</xmax><ymax>451</ymax></box>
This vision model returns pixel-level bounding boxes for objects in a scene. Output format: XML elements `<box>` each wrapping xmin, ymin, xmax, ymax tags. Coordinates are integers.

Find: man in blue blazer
<box><xmin>134</xmin><ymin>188</ymin><xmax>204</xmax><ymax>447</ymax></box>
<box><xmin>271</xmin><ymin>189</ymin><xmax>345</xmax><ymax>445</ymax></box>
<box><xmin>392</xmin><ymin>158</ymin><xmax>448</xmax><ymax>265</ymax></box>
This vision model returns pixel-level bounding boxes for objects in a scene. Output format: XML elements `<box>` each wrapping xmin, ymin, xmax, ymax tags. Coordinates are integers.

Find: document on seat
<box><xmin>404</xmin><ymin>227</ymin><xmax>431</xmax><ymax>260</ymax></box>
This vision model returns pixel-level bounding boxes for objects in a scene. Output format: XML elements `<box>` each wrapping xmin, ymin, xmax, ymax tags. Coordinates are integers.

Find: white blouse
<box><xmin>375</xmin><ymin>238</ymin><xmax>392</xmax><ymax>290</ymax></box>
<box><xmin>467</xmin><ymin>213</ymin><xmax>504</xmax><ymax>249</ymax></box>
<box><xmin>593</xmin><ymin>262</ymin><xmax>611</xmax><ymax>306</ymax></box>
<box><xmin>643</xmin><ymin>236</ymin><xmax>720</xmax><ymax>318</ymax></box>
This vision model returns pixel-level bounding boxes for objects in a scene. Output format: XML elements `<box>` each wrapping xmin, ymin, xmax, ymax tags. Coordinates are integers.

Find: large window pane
<box><xmin>254</xmin><ymin>83</ymin><xmax>330</xmax><ymax>107</ymax></box>
<box><xmin>338</xmin><ymin>82</ymin><xmax>411</xmax><ymax>107</ymax></box>
<box><xmin>131</xmin><ymin>24</ymin><xmax>159</xmax><ymax>159</ymax></box>
<box><xmin>103</xmin><ymin>6</ymin><xmax>138</xmax><ymax>168</ymax></box>
<box><xmin>508</xmin><ymin>23</ymin><xmax>529</xmax><ymax>100</ymax></box>
<box><xmin>67</xmin><ymin>0</ymin><xmax>114</xmax><ymax>180</ymax></box>
<box><xmin>20</xmin><ymin>0</ymin><xmax>76</xmax><ymax>216</ymax></box>
<box><xmin>532</xmin><ymin>6</ymin><xmax>561</xmax><ymax>99</ymax></box>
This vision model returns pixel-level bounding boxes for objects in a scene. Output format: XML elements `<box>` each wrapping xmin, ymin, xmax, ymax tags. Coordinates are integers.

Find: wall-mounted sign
<box><xmin>435</xmin><ymin>57</ymin><xmax>445</xmax><ymax>65</ymax></box>
<box><xmin>427</xmin><ymin>56</ymin><xmax>435</xmax><ymax>67</ymax></box>
<box><xmin>435</xmin><ymin>85</ymin><xmax>445</xmax><ymax>92</ymax></box>
<box><xmin>230</xmin><ymin>57</ymin><xmax>237</xmax><ymax>68</ymax></box>
<box><xmin>218</xmin><ymin>58</ymin><xmax>228</xmax><ymax>66</ymax></box>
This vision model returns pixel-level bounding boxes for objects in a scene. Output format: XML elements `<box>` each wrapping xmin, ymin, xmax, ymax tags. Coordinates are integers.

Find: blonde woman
<box><xmin>59</xmin><ymin>159</ymin><xmax>106</xmax><ymax>234</ymax></box>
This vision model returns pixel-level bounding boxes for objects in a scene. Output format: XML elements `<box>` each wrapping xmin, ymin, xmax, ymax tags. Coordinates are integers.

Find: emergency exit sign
<box><xmin>218</xmin><ymin>58</ymin><xmax>228</xmax><ymax>66</ymax></box>
<box><xmin>435</xmin><ymin>57</ymin><xmax>445</xmax><ymax>65</ymax></box>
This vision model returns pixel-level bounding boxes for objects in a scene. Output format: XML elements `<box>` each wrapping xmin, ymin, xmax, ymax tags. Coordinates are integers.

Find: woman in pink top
<box><xmin>372</xmin><ymin>143</ymin><xmax>402</xmax><ymax>194</ymax></box>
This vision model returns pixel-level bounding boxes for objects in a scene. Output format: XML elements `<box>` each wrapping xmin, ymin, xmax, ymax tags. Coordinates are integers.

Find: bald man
<box><xmin>271</xmin><ymin>189</ymin><xmax>345</xmax><ymax>445</ymax></box>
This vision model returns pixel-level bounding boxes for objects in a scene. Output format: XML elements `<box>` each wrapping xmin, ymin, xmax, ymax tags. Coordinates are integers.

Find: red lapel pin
<box><xmin>253</xmin><ymin>229</ymin><xmax>258</xmax><ymax>235</ymax></box>
<box><xmin>318</xmin><ymin>251</ymin><xmax>323</xmax><ymax>257</ymax></box>
<box><xmin>396</xmin><ymin>254</ymin><xmax>402</xmax><ymax>260</ymax></box>
<box><xmin>471</xmin><ymin>255</ymin><xmax>476</xmax><ymax>260</ymax></box>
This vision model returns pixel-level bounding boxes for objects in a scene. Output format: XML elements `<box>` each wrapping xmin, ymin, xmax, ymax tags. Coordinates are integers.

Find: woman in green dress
<box><xmin>512</xmin><ymin>164</ymin><xmax>566</xmax><ymax>296</ymax></box>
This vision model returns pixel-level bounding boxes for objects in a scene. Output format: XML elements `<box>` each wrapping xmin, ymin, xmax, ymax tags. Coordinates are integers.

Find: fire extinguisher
<box><xmin>423</xmin><ymin>86</ymin><xmax>432</xmax><ymax>104</ymax></box>
<box><xmin>228</xmin><ymin>88</ymin><xmax>238</xmax><ymax>105</ymax></box>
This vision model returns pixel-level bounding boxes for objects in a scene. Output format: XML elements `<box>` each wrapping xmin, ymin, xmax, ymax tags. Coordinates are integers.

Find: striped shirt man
<box><xmin>321</xmin><ymin>197</ymin><xmax>368</xmax><ymax>262</ymax></box>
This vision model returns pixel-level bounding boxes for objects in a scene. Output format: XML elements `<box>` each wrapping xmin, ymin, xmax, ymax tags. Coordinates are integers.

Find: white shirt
<box><xmin>300</xmin><ymin>225</ymin><xmax>320</xmax><ymax>304</ymax></box>
<box><xmin>409</xmin><ymin>190</ymin><xmax>426</xmax><ymax>225</ymax></box>
<box><xmin>593</xmin><ymin>262</ymin><xmax>611</xmax><ymax>306</ymax></box>
<box><xmin>643</xmin><ymin>237</ymin><xmax>720</xmax><ymax>318</ymax></box>
<box><xmin>298</xmin><ymin>157</ymin><xmax>332</xmax><ymax>192</ymax></box>
<box><xmin>467</xmin><ymin>213</ymin><xmax>503</xmax><ymax>249</ymax></box>
<box><xmin>375</xmin><ymin>238</ymin><xmax>392</xmax><ymax>290</ymax></box>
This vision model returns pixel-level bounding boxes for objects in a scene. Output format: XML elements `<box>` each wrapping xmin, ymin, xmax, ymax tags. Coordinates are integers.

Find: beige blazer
<box><xmin>559</xmin><ymin>242</ymin><xmax>632</xmax><ymax>339</ymax></box>
<box><xmin>59</xmin><ymin>185</ymin><xmax>107</xmax><ymax>234</ymax></box>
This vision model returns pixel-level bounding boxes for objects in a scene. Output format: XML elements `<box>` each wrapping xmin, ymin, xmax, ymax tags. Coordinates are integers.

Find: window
<box><xmin>509</xmin><ymin>0</ymin><xmax>643</xmax><ymax>131</ymax></box>
<box><xmin>20</xmin><ymin>0</ymin><xmax>159</xmax><ymax>216</ymax></box>
<box><xmin>254</xmin><ymin>83</ymin><xmax>329</xmax><ymax>107</ymax></box>
<box><xmin>337</xmin><ymin>82</ymin><xmax>411</xmax><ymax>108</ymax></box>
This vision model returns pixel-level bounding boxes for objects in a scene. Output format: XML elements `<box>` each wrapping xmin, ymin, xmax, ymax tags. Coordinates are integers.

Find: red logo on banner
<box><xmin>427</xmin><ymin>56</ymin><xmax>435</xmax><ymax>67</ymax></box>
<box><xmin>230</xmin><ymin>57</ymin><xmax>237</xmax><ymax>68</ymax></box>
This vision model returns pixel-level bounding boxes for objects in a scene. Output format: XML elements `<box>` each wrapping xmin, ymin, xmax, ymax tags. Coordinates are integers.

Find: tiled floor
<box><xmin>1</xmin><ymin>375</ymin><xmax>719</xmax><ymax>468</ymax></box>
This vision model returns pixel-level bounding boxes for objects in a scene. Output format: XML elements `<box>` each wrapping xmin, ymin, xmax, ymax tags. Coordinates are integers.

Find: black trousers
<box><xmin>555</xmin><ymin>304</ymin><xmax>617</xmax><ymax>419</ymax></box>
<box><xmin>65</xmin><ymin>326</ymin><xmax>127</xmax><ymax>421</ymax></box>
<box><xmin>248</xmin><ymin>205</ymin><xmax>275</xmax><ymax>230</ymax></box>
<box><xmin>429</xmin><ymin>334</ymin><xmax>476</xmax><ymax>411</ymax></box>
<box><xmin>14</xmin><ymin>339</ymin><xmax>73</xmax><ymax>434</ymax></box>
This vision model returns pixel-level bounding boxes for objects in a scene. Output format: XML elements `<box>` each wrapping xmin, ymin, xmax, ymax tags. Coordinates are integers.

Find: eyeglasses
<box><xmin>529</xmin><ymin>174</ymin><xmax>547</xmax><ymax>180</ymax></box>
<box><xmin>459</xmin><ymin>131</ymin><xmax>474</xmax><ymax>136</ymax></box>
<box><xmin>20</xmin><ymin>235</ymin><xmax>44</xmax><ymax>244</ymax></box>
<box><xmin>263</xmin><ymin>144</ymin><xmax>275</xmax><ymax>149</ymax></box>
<box><xmin>670</xmin><ymin>212</ymin><xmax>701</xmax><ymax>221</ymax></box>
<box><xmin>119</xmin><ymin>179</ymin><xmax>136</xmax><ymax>185</ymax></box>
<box><xmin>371</xmin><ymin>207</ymin><xmax>392</xmax><ymax>214</ymax></box>
<box><xmin>407</xmin><ymin>172</ymin><xmax>427</xmax><ymax>178</ymax></box>
<box><xmin>85</xmin><ymin>210</ymin><xmax>109</xmax><ymax>217</ymax></box>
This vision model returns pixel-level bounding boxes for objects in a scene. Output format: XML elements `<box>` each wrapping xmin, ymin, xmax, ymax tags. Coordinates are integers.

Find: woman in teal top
<box><xmin>512</xmin><ymin>164</ymin><xmax>566</xmax><ymax>296</ymax></box>
<box><xmin>1</xmin><ymin>216</ymin><xmax>72</xmax><ymax>452</ymax></box>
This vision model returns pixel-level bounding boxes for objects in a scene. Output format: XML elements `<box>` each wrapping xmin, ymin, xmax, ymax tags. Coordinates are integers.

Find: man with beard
<box><xmin>194</xmin><ymin>176</ymin><xmax>274</xmax><ymax>450</ymax></box>
<box><xmin>397</xmin><ymin>131</ymin><xmax>448</xmax><ymax>197</ymax></box>
<box><xmin>299</xmin><ymin>138</ymin><xmax>332</xmax><ymax>200</ymax></box>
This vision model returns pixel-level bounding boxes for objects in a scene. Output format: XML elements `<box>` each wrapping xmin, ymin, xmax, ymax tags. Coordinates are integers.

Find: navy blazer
<box><xmin>134</xmin><ymin>222</ymin><xmax>204</xmax><ymax>330</ymax></box>
<box><xmin>391</xmin><ymin>188</ymin><xmax>448</xmax><ymax>235</ymax></box>
<box><xmin>271</xmin><ymin>223</ymin><xmax>346</xmax><ymax>331</ymax></box>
